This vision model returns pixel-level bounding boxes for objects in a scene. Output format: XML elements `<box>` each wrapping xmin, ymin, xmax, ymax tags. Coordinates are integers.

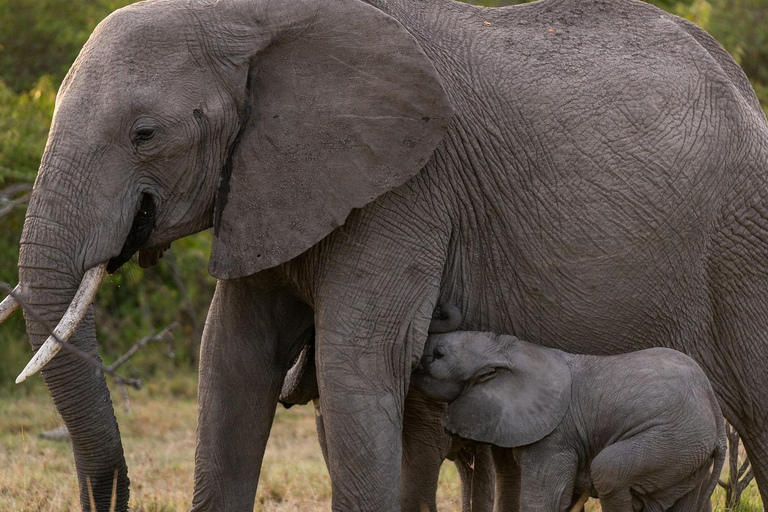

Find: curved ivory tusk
<box><xmin>16</xmin><ymin>263</ymin><xmax>106</xmax><ymax>384</ymax></box>
<box><xmin>0</xmin><ymin>285</ymin><xmax>21</xmax><ymax>324</ymax></box>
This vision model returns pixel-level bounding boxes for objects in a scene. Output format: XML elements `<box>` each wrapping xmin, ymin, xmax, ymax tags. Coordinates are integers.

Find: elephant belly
<box><xmin>440</xmin><ymin>178</ymin><xmax>717</xmax><ymax>355</ymax></box>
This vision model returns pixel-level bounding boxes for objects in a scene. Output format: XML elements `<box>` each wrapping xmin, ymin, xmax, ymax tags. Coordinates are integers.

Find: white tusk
<box><xmin>0</xmin><ymin>285</ymin><xmax>21</xmax><ymax>324</ymax></box>
<box><xmin>16</xmin><ymin>263</ymin><xmax>106</xmax><ymax>384</ymax></box>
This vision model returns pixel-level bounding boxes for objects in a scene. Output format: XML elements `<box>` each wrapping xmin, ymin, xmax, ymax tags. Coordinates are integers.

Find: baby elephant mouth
<box><xmin>107</xmin><ymin>193</ymin><xmax>163</xmax><ymax>273</ymax></box>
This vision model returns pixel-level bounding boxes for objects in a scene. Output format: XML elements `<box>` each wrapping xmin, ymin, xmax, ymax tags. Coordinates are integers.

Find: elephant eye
<box><xmin>135</xmin><ymin>127</ymin><xmax>155</xmax><ymax>142</ymax></box>
<box><xmin>131</xmin><ymin>118</ymin><xmax>158</xmax><ymax>148</ymax></box>
<box><xmin>434</xmin><ymin>346</ymin><xmax>446</xmax><ymax>359</ymax></box>
<box><xmin>474</xmin><ymin>368</ymin><xmax>496</xmax><ymax>383</ymax></box>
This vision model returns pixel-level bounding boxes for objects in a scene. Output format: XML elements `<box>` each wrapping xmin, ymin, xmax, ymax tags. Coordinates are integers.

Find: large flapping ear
<box><xmin>443</xmin><ymin>337</ymin><xmax>572</xmax><ymax>448</ymax></box>
<box><xmin>209</xmin><ymin>0</ymin><xmax>452</xmax><ymax>279</ymax></box>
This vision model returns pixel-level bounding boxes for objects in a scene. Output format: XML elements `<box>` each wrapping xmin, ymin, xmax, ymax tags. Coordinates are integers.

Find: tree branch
<box><xmin>741</xmin><ymin>466</ymin><xmax>755</xmax><ymax>489</ymax></box>
<box><xmin>0</xmin><ymin>281</ymin><xmax>160</xmax><ymax>390</ymax></box>
<box><xmin>0</xmin><ymin>184</ymin><xmax>31</xmax><ymax>218</ymax></box>
<box><xmin>107</xmin><ymin>321</ymin><xmax>178</xmax><ymax>372</ymax></box>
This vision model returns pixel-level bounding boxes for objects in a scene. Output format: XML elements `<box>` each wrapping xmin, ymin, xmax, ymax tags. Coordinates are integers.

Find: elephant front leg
<box><xmin>191</xmin><ymin>274</ymin><xmax>312</xmax><ymax>511</ymax></box>
<box><xmin>314</xmin><ymin>282</ymin><xmax>441</xmax><ymax>510</ymax></box>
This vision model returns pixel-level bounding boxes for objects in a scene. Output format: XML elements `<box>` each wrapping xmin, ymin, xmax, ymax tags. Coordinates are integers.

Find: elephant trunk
<box><xmin>17</xmin><ymin>169</ymin><xmax>129</xmax><ymax>511</ymax></box>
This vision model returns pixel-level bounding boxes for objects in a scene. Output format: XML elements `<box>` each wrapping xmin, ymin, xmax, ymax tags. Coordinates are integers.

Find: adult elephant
<box><xmin>3</xmin><ymin>0</ymin><xmax>768</xmax><ymax>510</ymax></box>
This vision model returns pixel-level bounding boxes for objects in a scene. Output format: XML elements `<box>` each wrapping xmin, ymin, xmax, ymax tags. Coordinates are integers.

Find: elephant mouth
<box><xmin>107</xmin><ymin>193</ymin><xmax>161</xmax><ymax>274</ymax></box>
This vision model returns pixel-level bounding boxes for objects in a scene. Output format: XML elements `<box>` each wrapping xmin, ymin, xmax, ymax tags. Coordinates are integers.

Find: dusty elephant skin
<box><xmin>414</xmin><ymin>332</ymin><xmax>727</xmax><ymax>511</ymax></box>
<box><xmin>3</xmin><ymin>0</ymin><xmax>768</xmax><ymax>509</ymax></box>
<box><xmin>278</xmin><ymin>303</ymin><xmax>497</xmax><ymax>512</ymax></box>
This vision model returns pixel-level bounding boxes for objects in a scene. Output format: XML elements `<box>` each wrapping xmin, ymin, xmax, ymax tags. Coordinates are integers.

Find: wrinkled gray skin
<box><xmin>278</xmin><ymin>304</ymin><xmax>495</xmax><ymax>512</ymax></box>
<box><xmin>280</xmin><ymin>384</ymin><xmax>495</xmax><ymax>512</ymax></box>
<box><xmin>11</xmin><ymin>0</ymin><xmax>768</xmax><ymax>509</ymax></box>
<box><xmin>414</xmin><ymin>332</ymin><xmax>727</xmax><ymax>511</ymax></box>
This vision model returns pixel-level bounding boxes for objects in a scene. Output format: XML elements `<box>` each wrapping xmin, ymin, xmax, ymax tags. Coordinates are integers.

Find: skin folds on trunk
<box><xmin>18</xmin><ymin>193</ymin><xmax>129</xmax><ymax>510</ymax></box>
<box><xmin>18</xmin><ymin>267</ymin><xmax>130</xmax><ymax>510</ymax></box>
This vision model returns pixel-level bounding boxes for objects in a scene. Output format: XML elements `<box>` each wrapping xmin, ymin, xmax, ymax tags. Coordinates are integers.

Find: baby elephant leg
<box><xmin>665</xmin><ymin>459</ymin><xmax>718</xmax><ymax>512</ymax></box>
<box><xmin>667</xmin><ymin>483</ymin><xmax>713</xmax><ymax>512</ymax></box>
<box><xmin>518</xmin><ymin>446</ymin><xmax>579</xmax><ymax>512</ymax></box>
<box><xmin>591</xmin><ymin>434</ymin><xmax>710</xmax><ymax>512</ymax></box>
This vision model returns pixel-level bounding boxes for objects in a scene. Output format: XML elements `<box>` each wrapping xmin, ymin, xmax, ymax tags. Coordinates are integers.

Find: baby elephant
<box><xmin>412</xmin><ymin>331</ymin><xmax>726</xmax><ymax>512</ymax></box>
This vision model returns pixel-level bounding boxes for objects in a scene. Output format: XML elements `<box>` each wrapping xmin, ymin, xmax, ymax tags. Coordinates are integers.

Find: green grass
<box><xmin>0</xmin><ymin>373</ymin><xmax>760</xmax><ymax>510</ymax></box>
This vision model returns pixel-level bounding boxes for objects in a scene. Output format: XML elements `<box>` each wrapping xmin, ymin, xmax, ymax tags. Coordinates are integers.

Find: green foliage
<box><xmin>708</xmin><ymin>0</ymin><xmax>768</xmax><ymax>84</ymax></box>
<box><xmin>0</xmin><ymin>0</ymin><xmax>214</xmax><ymax>388</ymax></box>
<box><xmin>0</xmin><ymin>77</ymin><xmax>56</xmax><ymax>185</ymax></box>
<box><xmin>1</xmin><ymin>0</ymin><xmax>768</xmax><ymax>390</ymax></box>
<box><xmin>0</xmin><ymin>0</ymin><xmax>134</xmax><ymax>93</ymax></box>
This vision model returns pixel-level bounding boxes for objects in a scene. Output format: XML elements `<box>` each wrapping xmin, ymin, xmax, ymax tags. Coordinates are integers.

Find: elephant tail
<box><xmin>428</xmin><ymin>303</ymin><xmax>462</xmax><ymax>333</ymax></box>
<box><xmin>701</xmin><ymin>416</ymin><xmax>727</xmax><ymax>506</ymax></box>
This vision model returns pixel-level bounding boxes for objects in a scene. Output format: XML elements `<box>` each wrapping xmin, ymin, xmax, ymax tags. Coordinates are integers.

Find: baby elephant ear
<box><xmin>209</xmin><ymin>0</ymin><xmax>452</xmax><ymax>279</ymax></box>
<box><xmin>443</xmin><ymin>338</ymin><xmax>572</xmax><ymax>448</ymax></box>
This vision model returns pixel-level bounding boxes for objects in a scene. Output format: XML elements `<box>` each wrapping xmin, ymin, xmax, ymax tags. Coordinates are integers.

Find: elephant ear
<box><xmin>209</xmin><ymin>0</ymin><xmax>452</xmax><ymax>279</ymax></box>
<box><xmin>443</xmin><ymin>338</ymin><xmax>572</xmax><ymax>448</ymax></box>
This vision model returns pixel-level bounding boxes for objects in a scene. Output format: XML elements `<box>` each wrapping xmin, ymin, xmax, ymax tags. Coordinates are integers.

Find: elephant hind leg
<box><xmin>706</xmin><ymin>170</ymin><xmax>768</xmax><ymax>503</ymax></box>
<box><xmin>591</xmin><ymin>434</ymin><xmax>701</xmax><ymax>512</ymax></box>
<box><xmin>657</xmin><ymin>457</ymin><xmax>716</xmax><ymax>512</ymax></box>
<box><xmin>595</xmin><ymin>491</ymin><xmax>637</xmax><ymax>512</ymax></box>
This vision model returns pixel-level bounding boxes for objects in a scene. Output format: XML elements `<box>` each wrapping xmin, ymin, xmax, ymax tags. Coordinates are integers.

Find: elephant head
<box><xmin>413</xmin><ymin>332</ymin><xmax>572</xmax><ymax>448</ymax></box>
<box><xmin>1</xmin><ymin>0</ymin><xmax>451</xmax><ymax>508</ymax></box>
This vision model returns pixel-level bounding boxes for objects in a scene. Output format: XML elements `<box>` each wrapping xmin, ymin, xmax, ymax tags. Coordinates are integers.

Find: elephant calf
<box><xmin>413</xmin><ymin>331</ymin><xmax>726</xmax><ymax>512</ymax></box>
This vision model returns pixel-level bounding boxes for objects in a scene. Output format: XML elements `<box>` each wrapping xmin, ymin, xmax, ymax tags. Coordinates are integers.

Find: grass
<box><xmin>0</xmin><ymin>372</ymin><xmax>462</xmax><ymax>511</ymax></box>
<box><xmin>0</xmin><ymin>372</ymin><xmax>761</xmax><ymax>511</ymax></box>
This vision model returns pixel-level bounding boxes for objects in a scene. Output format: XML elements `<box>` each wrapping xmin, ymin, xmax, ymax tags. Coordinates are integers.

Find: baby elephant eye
<box><xmin>434</xmin><ymin>346</ymin><xmax>446</xmax><ymax>359</ymax></box>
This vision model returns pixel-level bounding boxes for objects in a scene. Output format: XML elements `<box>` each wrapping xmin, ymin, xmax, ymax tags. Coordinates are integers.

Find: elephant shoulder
<box><xmin>669</xmin><ymin>17</ymin><xmax>764</xmax><ymax>117</ymax></box>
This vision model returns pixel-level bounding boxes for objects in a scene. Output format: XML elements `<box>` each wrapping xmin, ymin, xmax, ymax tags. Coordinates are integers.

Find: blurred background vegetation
<box><xmin>1</xmin><ymin>0</ymin><xmax>767</xmax><ymax>391</ymax></box>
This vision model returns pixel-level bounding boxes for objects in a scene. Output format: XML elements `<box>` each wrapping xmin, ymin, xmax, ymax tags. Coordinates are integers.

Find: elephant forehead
<box><xmin>54</xmin><ymin>9</ymin><xmax>221</xmax><ymax>140</ymax></box>
<box><xmin>438</xmin><ymin>331</ymin><xmax>496</xmax><ymax>356</ymax></box>
<box><xmin>63</xmin><ymin>2</ymin><xmax>206</xmax><ymax>96</ymax></box>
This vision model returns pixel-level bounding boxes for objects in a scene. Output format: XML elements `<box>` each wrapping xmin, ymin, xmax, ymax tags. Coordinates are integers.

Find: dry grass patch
<box><xmin>0</xmin><ymin>373</ymin><xmax>760</xmax><ymax>510</ymax></box>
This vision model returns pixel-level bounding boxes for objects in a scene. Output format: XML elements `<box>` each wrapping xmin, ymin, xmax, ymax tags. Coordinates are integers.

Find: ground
<box><xmin>0</xmin><ymin>373</ymin><xmax>761</xmax><ymax>511</ymax></box>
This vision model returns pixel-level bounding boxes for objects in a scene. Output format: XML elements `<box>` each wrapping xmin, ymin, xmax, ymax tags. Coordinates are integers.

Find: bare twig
<box><xmin>0</xmin><ymin>281</ymin><xmax>142</xmax><ymax>389</ymax></box>
<box><xmin>86</xmin><ymin>477</ymin><xmax>97</xmax><ymax>512</ymax></box>
<box><xmin>107</xmin><ymin>322</ymin><xmax>178</xmax><ymax>372</ymax></box>
<box><xmin>110</xmin><ymin>470</ymin><xmax>118</xmax><ymax>512</ymax></box>
<box><xmin>0</xmin><ymin>184</ymin><xmax>31</xmax><ymax>218</ymax></box>
<box><xmin>718</xmin><ymin>420</ymin><xmax>753</xmax><ymax>510</ymax></box>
